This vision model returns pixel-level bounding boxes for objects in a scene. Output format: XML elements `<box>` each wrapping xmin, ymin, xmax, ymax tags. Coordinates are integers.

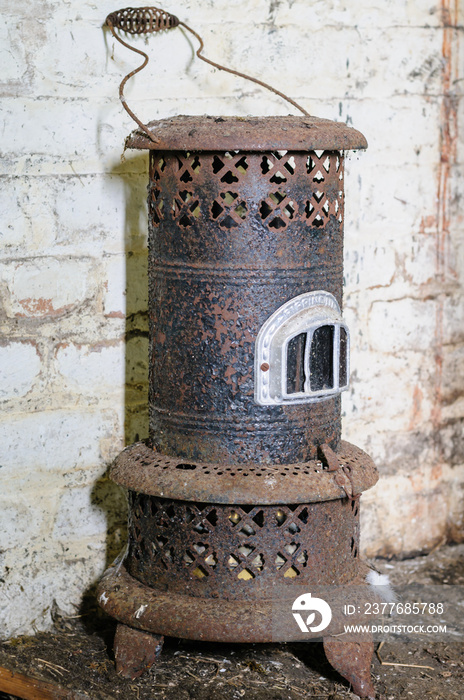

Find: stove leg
<box><xmin>323</xmin><ymin>636</ymin><xmax>376</xmax><ymax>699</ymax></box>
<box><xmin>114</xmin><ymin>623</ymin><xmax>164</xmax><ymax>680</ymax></box>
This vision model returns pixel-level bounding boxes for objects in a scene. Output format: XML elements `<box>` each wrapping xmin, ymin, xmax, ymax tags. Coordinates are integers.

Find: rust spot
<box><xmin>408</xmin><ymin>384</ymin><xmax>424</xmax><ymax>430</ymax></box>
<box><xmin>418</xmin><ymin>214</ymin><xmax>437</xmax><ymax>235</ymax></box>
<box><xmin>17</xmin><ymin>297</ymin><xmax>64</xmax><ymax>317</ymax></box>
<box><xmin>431</xmin><ymin>463</ymin><xmax>443</xmax><ymax>481</ymax></box>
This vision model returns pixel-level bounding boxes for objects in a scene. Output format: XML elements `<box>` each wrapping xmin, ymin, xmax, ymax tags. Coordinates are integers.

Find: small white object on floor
<box><xmin>366</xmin><ymin>568</ymin><xmax>398</xmax><ymax>603</ymax></box>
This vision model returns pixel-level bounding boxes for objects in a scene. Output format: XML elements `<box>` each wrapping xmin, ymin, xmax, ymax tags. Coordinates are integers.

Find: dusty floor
<box><xmin>1</xmin><ymin>544</ymin><xmax>464</xmax><ymax>699</ymax></box>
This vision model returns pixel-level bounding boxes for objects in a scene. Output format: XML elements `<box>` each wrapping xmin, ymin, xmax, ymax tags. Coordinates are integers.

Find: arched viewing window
<box><xmin>255</xmin><ymin>292</ymin><xmax>349</xmax><ymax>406</ymax></box>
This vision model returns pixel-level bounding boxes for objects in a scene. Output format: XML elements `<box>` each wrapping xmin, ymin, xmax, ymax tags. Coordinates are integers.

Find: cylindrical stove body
<box><xmin>148</xmin><ymin>145</ymin><xmax>345</xmax><ymax>463</ymax></box>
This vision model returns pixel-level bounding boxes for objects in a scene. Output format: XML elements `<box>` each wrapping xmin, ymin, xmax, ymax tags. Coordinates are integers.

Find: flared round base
<box><xmin>97</xmin><ymin>559</ymin><xmax>372</xmax><ymax>643</ymax></box>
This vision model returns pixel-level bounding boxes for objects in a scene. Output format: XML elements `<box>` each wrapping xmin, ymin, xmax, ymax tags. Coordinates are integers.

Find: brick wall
<box><xmin>0</xmin><ymin>0</ymin><xmax>462</xmax><ymax>637</ymax></box>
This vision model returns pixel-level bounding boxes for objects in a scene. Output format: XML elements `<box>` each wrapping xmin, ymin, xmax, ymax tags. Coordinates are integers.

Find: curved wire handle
<box><xmin>106</xmin><ymin>6</ymin><xmax>309</xmax><ymax>144</ymax></box>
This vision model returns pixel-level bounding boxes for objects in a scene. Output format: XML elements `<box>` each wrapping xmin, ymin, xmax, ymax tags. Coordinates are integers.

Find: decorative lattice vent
<box><xmin>127</xmin><ymin>494</ymin><xmax>360</xmax><ymax>598</ymax></box>
<box><xmin>148</xmin><ymin>150</ymin><xmax>343</xmax><ymax>232</ymax></box>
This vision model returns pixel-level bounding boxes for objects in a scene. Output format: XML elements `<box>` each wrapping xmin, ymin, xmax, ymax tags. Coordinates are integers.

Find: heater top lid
<box><xmin>125</xmin><ymin>115</ymin><xmax>368</xmax><ymax>152</ymax></box>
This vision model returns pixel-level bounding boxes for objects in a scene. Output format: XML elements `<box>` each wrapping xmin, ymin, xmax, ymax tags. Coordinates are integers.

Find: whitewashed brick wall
<box><xmin>0</xmin><ymin>0</ymin><xmax>462</xmax><ymax>638</ymax></box>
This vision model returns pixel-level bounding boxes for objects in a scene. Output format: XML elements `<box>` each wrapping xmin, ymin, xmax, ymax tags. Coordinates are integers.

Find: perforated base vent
<box><xmin>126</xmin><ymin>494</ymin><xmax>361</xmax><ymax>598</ymax></box>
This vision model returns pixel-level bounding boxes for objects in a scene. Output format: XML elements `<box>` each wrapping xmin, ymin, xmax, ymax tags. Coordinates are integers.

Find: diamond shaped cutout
<box><xmin>220</xmin><ymin>170</ymin><xmax>238</xmax><ymax>184</ymax></box>
<box><xmin>297</xmin><ymin>507</ymin><xmax>309</xmax><ymax>524</ymax></box>
<box><xmin>283</xmin><ymin>201</ymin><xmax>296</xmax><ymax>219</ymax></box>
<box><xmin>270</xmin><ymin>169</ymin><xmax>287</xmax><ymax>184</ymax></box>
<box><xmin>184</xmin><ymin>551</ymin><xmax>195</xmax><ymax>565</ymax></box>
<box><xmin>192</xmin><ymin>543</ymin><xmax>207</xmax><ymax>555</ymax></box>
<box><xmin>235</xmin><ymin>156</ymin><xmax>248</xmax><ymax>173</ymax></box>
<box><xmin>206</xmin><ymin>509</ymin><xmax>218</xmax><ymax>526</ymax></box>
<box><xmin>220</xmin><ymin>215</ymin><xmax>239</xmax><ymax>229</ymax></box>
<box><xmin>204</xmin><ymin>553</ymin><xmax>218</xmax><ymax>568</ymax></box>
<box><xmin>221</xmin><ymin>191</ymin><xmax>237</xmax><ymax>205</ymax></box>
<box><xmin>296</xmin><ymin>550</ymin><xmax>308</xmax><ymax>567</ymax></box>
<box><xmin>180</xmin><ymin>169</ymin><xmax>193</xmax><ymax>183</ymax></box>
<box><xmin>259</xmin><ymin>201</ymin><xmax>273</xmax><ymax>219</ymax></box>
<box><xmin>211</xmin><ymin>200</ymin><xmax>224</xmax><ymax>219</ymax></box>
<box><xmin>212</xmin><ymin>155</ymin><xmax>224</xmax><ymax>173</ymax></box>
<box><xmin>165</xmin><ymin>504</ymin><xmax>176</xmax><ymax>519</ymax></box>
<box><xmin>237</xmin><ymin>569</ymin><xmax>255</xmax><ymax>580</ymax></box>
<box><xmin>284</xmin><ymin>156</ymin><xmax>296</xmax><ymax>173</ymax></box>
<box><xmin>229</xmin><ymin>511</ymin><xmax>241</xmax><ymax>526</ymax></box>
<box><xmin>185</xmin><ymin>508</ymin><xmax>195</xmax><ymax>524</ymax></box>
<box><xmin>239</xmin><ymin>524</ymin><xmax>256</xmax><ymax>537</ymax></box>
<box><xmin>269</xmin><ymin>191</ymin><xmax>286</xmax><ymax>206</ymax></box>
<box><xmin>228</xmin><ymin>554</ymin><xmax>240</xmax><ymax>569</ymax></box>
<box><xmin>192</xmin><ymin>565</ymin><xmax>208</xmax><ymax>579</ymax></box>
<box><xmin>238</xmin><ymin>544</ymin><xmax>255</xmax><ymax>558</ymax></box>
<box><xmin>269</xmin><ymin>216</ymin><xmax>285</xmax><ymax>229</ymax></box>
<box><xmin>284</xmin><ymin>543</ymin><xmax>299</xmax><ymax>556</ymax></box>
<box><xmin>261</xmin><ymin>156</ymin><xmax>273</xmax><ymax>174</ymax></box>
<box><xmin>284</xmin><ymin>566</ymin><xmax>299</xmax><ymax>578</ymax></box>
<box><xmin>234</xmin><ymin>202</ymin><xmax>247</xmax><ymax>219</ymax></box>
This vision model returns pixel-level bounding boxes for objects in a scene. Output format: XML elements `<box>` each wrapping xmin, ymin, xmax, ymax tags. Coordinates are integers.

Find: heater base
<box><xmin>112</xmin><ymin>623</ymin><xmax>376</xmax><ymax>699</ymax></box>
<box><xmin>98</xmin><ymin>564</ymin><xmax>376</xmax><ymax>698</ymax></box>
<box><xmin>98</xmin><ymin>561</ymin><xmax>372</xmax><ymax>643</ymax></box>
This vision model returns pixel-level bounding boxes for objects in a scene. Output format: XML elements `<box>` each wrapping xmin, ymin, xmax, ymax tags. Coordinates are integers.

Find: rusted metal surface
<box><xmin>323</xmin><ymin>637</ymin><xmax>376</xmax><ymax>699</ymax></box>
<box><xmin>147</xmin><ymin>148</ymin><xmax>347</xmax><ymax>463</ymax></box>
<box><xmin>114</xmin><ymin>623</ymin><xmax>164</xmax><ymax>680</ymax></box>
<box><xmin>126</xmin><ymin>115</ymin><xmax>367</xmax><ymax>152</ymax></box>
<box><xmin>125</xmin><ymin>494</ymin><xmax>362</xmax><ymax>598</ymax></box>
<box><xmin>99</xmin><ymin>108</ymin><xmax>377</xmax><ymax>693</ymax></box>
<box><xmin>111</xmin><ymin>440</ymin><xmax>378</xmax><ymax>504</ymax></box>
<box><xmin>319</xmin><ymin>442</ymin><xmax>364</xmax><ymax>500</ymax></box>
<box><xmin>106</xmin><ymin>7</ymin><xmax>179</xmax><ymax>33</ymax></box>
<box><xmin>98</xmin><ymin>561</ymin><xmax>374</xmax><ymax>644</ymax></box>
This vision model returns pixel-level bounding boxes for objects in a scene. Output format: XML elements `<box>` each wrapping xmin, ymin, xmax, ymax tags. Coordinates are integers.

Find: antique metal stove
<box><xmin>98</xmin><ymin>9</ymin><xmax>379</xmax><ymax>700</ymax></box>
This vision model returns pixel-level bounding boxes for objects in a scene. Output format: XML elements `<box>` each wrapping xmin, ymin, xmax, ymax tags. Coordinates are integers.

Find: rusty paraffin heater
<box><xmin>97</xmin><ymin>8</ymin><xmax>379</xmax><ymax>699</ymax></box>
